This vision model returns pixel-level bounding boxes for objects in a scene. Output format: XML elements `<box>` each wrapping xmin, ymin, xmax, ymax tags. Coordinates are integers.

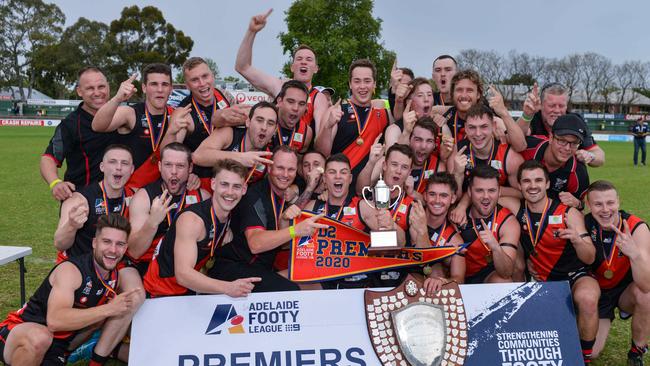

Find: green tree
<box><xmin>279</xmin><ymin>0</ymin><xmax>395</xmax><ymax>99</ymax></box>
<box><xmin>32</xmin><ymin>17</ymin><xmax>116</xmax><ymax>98</ymax></box>
<box><xmin>0</xmin><ymin>0</ymin><xmax>65</xmax><ymax>100</ymax></box>
<box><xmin>109</xmin><ymin>5</ymin><xmax>193</xmax><ymax>80</ymax></box>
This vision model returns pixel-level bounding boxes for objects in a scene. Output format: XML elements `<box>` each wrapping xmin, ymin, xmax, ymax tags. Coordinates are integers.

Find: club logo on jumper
<box><xmin>205</xmin><ymin>304</ymin><xmax>245</xmax><ymax>335</ymax></box>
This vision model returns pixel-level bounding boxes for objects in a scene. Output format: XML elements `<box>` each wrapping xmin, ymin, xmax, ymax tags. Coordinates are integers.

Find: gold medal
<box><xmin>423</xmin><ymin>265</ymin><xmax>432</xmax><ymax>276</ymax></box>
<box><xmin>150</xmin><ymin>154</ymin><xmax>158</xmax><ymax>164</ymax></box>
<box><xmin>604</xmin><ymin>269</ymin><xmax>614</xmax><ymax>280</ymax></box>
<box><xmin>356</xmin><ymin>137</ymin><xmax>364</xmax><ymax>146</ymax></box>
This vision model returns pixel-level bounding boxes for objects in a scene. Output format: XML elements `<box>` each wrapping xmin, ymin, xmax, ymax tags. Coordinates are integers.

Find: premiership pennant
<box><xmin>289</xmin><ymin>212</ymin><xmax>461</xmax><ymax>282</ymax></box>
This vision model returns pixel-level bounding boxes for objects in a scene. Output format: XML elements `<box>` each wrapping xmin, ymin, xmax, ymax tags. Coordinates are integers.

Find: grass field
<box><xmin>0</xmin><ymin>126</ymin><xmax>648</xmax><ymax>365</ymax></box>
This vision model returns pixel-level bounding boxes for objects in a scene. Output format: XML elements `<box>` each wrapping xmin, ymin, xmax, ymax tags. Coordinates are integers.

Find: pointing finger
<box><xmin>405</xmin><ymin>99</ymin><xmax>412</xmax><ymax>113</ymax></box>
<box><xmin>263</xmin><ymin>8</ymin><xmax>273</xmax><ymax>19</ymax></box>
<box><xmin>457</xmin><ymin>145</ymin><xmax>468</xmax><ymax>155</ymax></box>
<box><xmin>480</xmin><ymin>219</ymin><xmax>488</xmax><ymax>230</ymax></box>
<box><xmin>373</xmin><ymin>133</ymin><xmax>383</xmax><ymax>145</ymax></box>
<box><xmin>128</xmin><ymin>74</ymin><xmax>137</xmax><ymax>83</ymax></box>
<box><xmin>623</xmin><ymin>220</ymin><xmax>631</xmax><ymax>234</ymax></box>
<box><xmin>392</xmin><ymin>58</ymin><xmax>398</xmax><ymax>71</ymax></box>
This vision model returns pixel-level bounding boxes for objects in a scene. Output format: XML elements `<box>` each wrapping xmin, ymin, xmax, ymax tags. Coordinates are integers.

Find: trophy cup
<box><xmin>362</xmin><ymin>173</ymin><xmax>403</xmax><ymax>253</ymax></box>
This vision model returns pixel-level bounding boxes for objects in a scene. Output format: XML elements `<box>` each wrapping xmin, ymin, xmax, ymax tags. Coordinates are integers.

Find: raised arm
<box><xmin>235</xmin><ymin>9</ymin><xmax>283</xmax><ymax>97</ymax></box>
<box><xmin>92</xmin><ymin>74</ymin><xmax>138</xmax><ymax>133</ymax></box>
<box><xmin>53</xmin><ymin>193</ymin><xmax>88</xmax><ymax>252</ymax></box>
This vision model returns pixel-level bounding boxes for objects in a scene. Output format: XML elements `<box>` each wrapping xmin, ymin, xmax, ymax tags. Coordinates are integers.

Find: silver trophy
<box><xmin>362</xmin><ymin>173</ymin><xmax>403</xmax><ymax>252</ymax></box>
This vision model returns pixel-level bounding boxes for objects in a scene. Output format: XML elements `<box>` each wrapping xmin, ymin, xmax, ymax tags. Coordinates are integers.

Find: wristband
<box><xmin>289</xmin><ymin>225</ymin><xmax>296</xmax><ymax>239</ymax></box>
<box><xmin>49</xmin><ymin>179</ymin><xmax>62</xmax><ymax>190</ymax></box>
<box><xmin>521</xmin><ymin>113</ymin><xmax>533</xmax><ymax>122</ymax></box>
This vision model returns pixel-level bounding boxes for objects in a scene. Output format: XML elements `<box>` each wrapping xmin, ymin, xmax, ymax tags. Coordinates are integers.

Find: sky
<box><xmin>50</xmin><ymin>0</ymin><xmax>650</xmax><ymax>81</ymax></box>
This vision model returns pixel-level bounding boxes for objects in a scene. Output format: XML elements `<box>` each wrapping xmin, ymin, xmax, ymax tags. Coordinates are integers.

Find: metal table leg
<box><xmin>19</xmin><ymin>257</ymin><xmax>26</xmax><ymax>305</ymax></box>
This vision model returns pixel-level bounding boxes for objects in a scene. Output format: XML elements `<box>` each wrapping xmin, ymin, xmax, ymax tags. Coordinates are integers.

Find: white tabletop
<box><xmin>0</xmin><ymin>246</ymin><xmax>32</xmax><ymax>266</ymax></box>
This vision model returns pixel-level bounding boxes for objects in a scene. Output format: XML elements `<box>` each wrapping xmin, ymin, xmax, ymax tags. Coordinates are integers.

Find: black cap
<box><xmin>552</xmin><ymin>113</ymin><xmax>586</xmax><ymax>143</ymax></box>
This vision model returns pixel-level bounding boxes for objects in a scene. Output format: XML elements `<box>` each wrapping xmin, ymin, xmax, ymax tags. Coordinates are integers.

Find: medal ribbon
<box><xmin>191</xmin><ymin>97</ymin><xmax>216</xmax><ymax>134</ymax></box>
<box><xmin>209</xmin><ymin>206</ymin><xmax>230</xmax><ymax>258</ymax></box>
<box><xmin>144</xmin><ymin>105</ymin><xmax>167</xmax><ymax>152</ymax></box>
<box><xmin>324</xmin><ymin>196</ymin><xmax>351</xmax><ymax>221</ymax></box>
<box><xmin>469</xmin><ymin>140</ymin><xmax>495</xmax><ymax>169</ymax></box>
<box><xmin>524</xmin><ymin>198</ymin><xmax>552</xmax><ymax>254</ymax></box>
<box><xmin>471</xmin><ymin>209</ymin><xmax>498</xmax><ymax>254</ymax></box>
<box><xmin>431</xmin><ymin>221</ymin><xmax>448</xmax><ymax>246</ymax></box>
<box><xmin>599</xmin><ymin>213</ymin><xmax>623</xmax><ymax>270</ymax></box>
<box><xmin>276</xmin><ymin>126</ymin><xmax>296</xmax><ymax>147</ymax></box>
<box><xmin>165</xmin><ymin>189</ymin><xmax>187</xmax><ymax>226</ymax></box>
<box><xmin>99</xmin><ymin>182</ymin><xmax>126</xmax><ymax>216</ymax></box>
<box><xmin>415</xmin><ymin>159</ymin><xmax>430</xmax><ymax>192</ymax></box>
<box><xmin>349</xmin><ymin>101</ymin><xmax>373</xmax><ymax>139</ymax></box>
<box><xmin>389</xmin><ymin>191</ymin><xmax>405</xmax><ymax>220</ymax></box>
<box><xmin>270</xmin><ymin>188</ymin><xmax>286</xmax><ymax>230</ymax></box>
<box><xmin>93</xmin><ymin>262</ymin><xmax>118</xmax><ymax>299</ymax></box>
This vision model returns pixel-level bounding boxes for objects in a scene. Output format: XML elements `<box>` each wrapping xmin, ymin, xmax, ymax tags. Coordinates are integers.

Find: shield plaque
<box><xmin>364</xmin><ymin>274</ymin><xmax>468</xmax><ymax>366</ymax></box>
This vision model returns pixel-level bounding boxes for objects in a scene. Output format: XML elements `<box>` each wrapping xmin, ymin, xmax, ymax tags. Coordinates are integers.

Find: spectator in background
<box><xmin>631</xmin><ymin>117</ymin><xmax>648</xmax><ymax>166</ymax></box>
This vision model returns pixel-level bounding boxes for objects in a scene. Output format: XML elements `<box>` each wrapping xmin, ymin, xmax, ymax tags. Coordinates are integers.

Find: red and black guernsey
<box><xmin>218</xmin><ymin>178</ymin><xmax>284</xmax><ymax>270</ymax></box>
<box><xmin>312</xmin><ymin>195</ymin><xmax>368</xmax><ymax>232</ymax></box>
<box><xmin>522</xmin><ymin>136</ymin><xmax>590</xmax><ymax>200</ymax></box>
<box><xmin>143</xmin><ymin>199</ymin><xmax>229</xmax><ymax>297</ymax></box>
<box><xmin>529</xmin><ymin>111</ymin><xmax>599</xmax><ymax>151</ymax></box>
<box><xmin>305</xmin><ymin>87</ymin><xmax>321</xmax><ymax>141</ymax></box>
<box><xmin>443</xmin><ymin>107</ymin><xmax>465</xmax><ymax>142</ymax></box>
<box><xmin>122</xmin><ymin>102</ymin><xmax>174</xmax><ymax>189</ymax></box>
<box><xmin>331</xmin><ymin>102</ymin><xmax>388</xmax><ymax>177</ymax></box>
<box><xmin>457</xmin><ymin>138</ymin><xmax>510</xmax><ymax>191</ymax></box>
<box><xmin>224</xmin><ymin>127</ymin><xmax>268</xmax><ymax>184</ymax></box>
<box><xmin>178</xmin><ymin>90</ymin><xmax>231</xmax><ymax>182</ymax></box>
<box><xmin>57</xmin><ymin>182</ymin><xmax>133</xmax><ymax>263</ymax></box>
<box><xmin>43</xmin><ymin>103</ymin><xmax>119</xmax><ymax>187</ymax></box>
<box><xmin>458</xmin><ymin>205</ymin><xmax>513</xmax><ymax>278</ymax></box>
<box><xmin>0</xmin><ymin>253</ymin><xmax>118</xmax><ymax>343</ymax></box>
<box><xmin>127</xmin><ymin>180</ymin><xmax>203</xmax><ymax>275</ymax></box>
<box><xmin>270</xmin><ymin>119</ymin><xmax>309</xmax><ymax>152</ymax></box>
<box><xmin>586</xmin><ymin>211</ymin><xmax>647</xmax><ymax>289</ymax></box>
<box><xmin>427</xmin><ymin>220</ymin><xmax>458</xmax><ymax>247</ymax></box>
<box><xmin>411</xmin><ymin>155</ymin><xmax>443</xmax><ymax>194</ymax></box>
<box><xmin>515</xmin><ymin>199</ymin><xmax>586</xmax><ymax>281</ymax></box>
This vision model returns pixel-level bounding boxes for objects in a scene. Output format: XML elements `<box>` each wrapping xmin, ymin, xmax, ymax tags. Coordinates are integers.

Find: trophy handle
<box><xmin>362</xmin><ymin>186</ymin><xmax>375</xmax><ymax>208</ymax></box>
<box><xmin>388</xmin><ymin>185</ymin><xmax>402</xmax><ymax>209</ymax></box>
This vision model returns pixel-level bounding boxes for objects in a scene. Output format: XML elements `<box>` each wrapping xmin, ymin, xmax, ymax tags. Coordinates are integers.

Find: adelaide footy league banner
<box><xmin>288</xmin><ymin>212</ymin><xmax>459</xmax><ymax>282</ymax></box>
<box><xmin>130</xmin><ymin>281</ymin><xmax>583</xmax><ymax>365</ymax></box>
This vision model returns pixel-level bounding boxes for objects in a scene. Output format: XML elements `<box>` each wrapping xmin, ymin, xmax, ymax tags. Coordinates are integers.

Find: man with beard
<box><xmin>457</xmin><ymin>165</ymin><xmax>520</xmax><ymax>284</ymax></box>
<box><xmin>316</xmin><ymin>59</ymin><xmax>389</xmax><ymax>181</ymax></box>
<box><xmin>421</xmin><ymin>173</ymin><xmax>465</xmax><ymax>296</ymax></box>
<box><xmin>54</xmin><ymin>145</ymin><xmax>135</xmax><ymax>263</ymax></box>
<box><xmin>209</xmin><ymin>147</ymin><xmax>328</xmax><ymax>292</ymax></box>
<box><xmin>442</xmin><ymin>69</ymin><xmax>482</xmax><ymax>142</ymax></box>
<box><xmin>521</xmin><ymin>114</ymin><xmax>590</xmax><ymax>209</ymax></box>
<box><xmin>127</xmin><ymin>143</ymin><xmax>210</xmax><ymax>276</ymax></box>
<box><xmin>41</xmin><ymin>67</ymin><xmax>118</xmax><ymax>201</ymax></box>
<box><xmin>499</xmin><ymin>161</ymin><xmax>599</xmax><ymax>364</ymax></box>
<box><xmin>92</xmin><ymin>64</ymin><xmax>175</xmax><ymax>189</ymax></box>
<box><xmin>269</xmin><ymin>80</ymin><xmax>313</xmax><ymax>152</ymax></box>
<box><xmin>193</xmin><ymin>101</ymin><xmax>277</xmax><ymax>185</ymax></box>
<box><xmin>516</xmin><ymin>82</ymin><xmax>604</xmax><ymax>167</ymax></box>
<box><xmin>585</xmin><ymin>181</ymin><xmax>650</xmax><ymax>365</ymax></box>
<box><xmin>236</xmin><ymin>9</ymin><xmax>329</xmax><ymax>140</ymax></box>
<box><xmin>143</xmin><ymin>159</ymin><xmax>262</xmax><ymax>297</ymax></box>
<box><xmin>0</xmin><ymin>214</ymin><xmax>143</xmax><ymax>366</ymax></box>
<box><xmin>163</xmin><ymin>57</ymin><xmax>251</xmax><ymax>190</ymax></box>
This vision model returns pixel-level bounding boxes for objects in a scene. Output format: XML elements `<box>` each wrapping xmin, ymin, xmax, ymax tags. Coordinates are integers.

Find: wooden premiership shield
<box><xmin>364</xmin><ymin>274</ymin><xmax>468</xmax><ymax>366</ymax></box>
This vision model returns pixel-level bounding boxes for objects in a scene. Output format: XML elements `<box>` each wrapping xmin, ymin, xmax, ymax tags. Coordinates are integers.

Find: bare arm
<box><xmin>627</xmin><ymin>223</ymin><xmax>650</xmax><ymax>292</ymax></box>
<box><xmin>563</xmin><ymin>208</ymin><xmax>595</xmax><ymax>265</ymax></box>
<box><xmin>92</xmin><ymin>103</ymin><xmax>135</xmax><ymax>134</ymax></box>
<box><xmin>40</xmin><ymin>155</ymin><xmax>76</xmax><ymax>201</ymax></box>
<box><xmin>492</xmin><ymin>216</ymin><xmax>519</xmax><ymax>278</ymax></box>
<box><xmin>46</xmin><ymin>263</ymin><xmax>129</xmax><ymax>332</ymax></box>
<box><xmin>235</xmin><ymin>9</ymin><xmax>283</xmax><ymax>97</ymax></box>
<box><xmin>192</xmin><ymin>127</ymin><xmax>233</xmax><ymax>166</ymax></box>
<box><xmin>53</xmin><ymin>194</ymin><xmax>88</xmax><ymax>251</ymax></box>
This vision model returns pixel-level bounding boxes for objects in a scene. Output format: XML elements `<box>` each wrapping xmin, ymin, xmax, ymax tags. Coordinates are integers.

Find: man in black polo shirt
<box><xmin>516</xmin><ymin>82</ymin><xmax>605</xmax><ymax>167</ymax></box>
<box><xmin>631</xmin><ymin>117</ymin><xmax>648</xmax><ymax>166</ymax></box>
<box><xmin>210</xmin><ymin>146</ymin><xmax>327</xmax><ymax>292</ymax></box>
<box><xmin>40</xmin><ymin>67</ymin><xmax>118</xmax><ymax>201</ymax></box>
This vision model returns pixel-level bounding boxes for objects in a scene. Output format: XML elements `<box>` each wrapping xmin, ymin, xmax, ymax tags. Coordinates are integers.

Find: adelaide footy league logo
<box><xmin>205</xmin><ymin>304</ymin><xmax>245</xmax><ymax>335</ymax></box>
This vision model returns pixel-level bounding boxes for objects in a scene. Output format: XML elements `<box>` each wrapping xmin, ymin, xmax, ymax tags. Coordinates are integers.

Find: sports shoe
<box><xmin>627</xmin><ymin>350</ymin><xmax>644</xmax><ymax>366</ymax></box>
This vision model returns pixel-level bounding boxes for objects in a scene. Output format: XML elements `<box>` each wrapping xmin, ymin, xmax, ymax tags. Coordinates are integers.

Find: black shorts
<box><xmin>599</xmin><ymin>279</ymin><xmax>633</xmax><ymax>320</ymax></box>
<box><xmin>565</xmin><ymin>268</ymin><xmax>592</xmax><ymax>288</ymax></box>
<box><xmin>0</xmin><ymin>324</ymin><xmax>69</xmax><ymax>365</ymax></box>
<box><xmin>209</xmin><ymin>257</ymin><xmax>299</xmax><ymax>293</ymax></box>
<box><xmin>465</xmin><ymin>263</ymin><xmax>496</xmax><ymax>284</ymax></box>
